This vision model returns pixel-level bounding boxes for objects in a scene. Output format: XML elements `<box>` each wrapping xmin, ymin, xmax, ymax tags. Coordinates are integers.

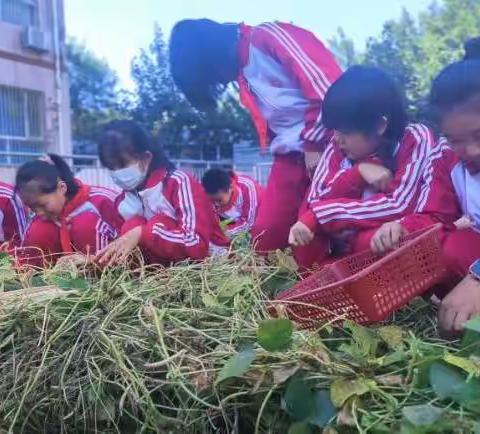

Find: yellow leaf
<box><xmin>443</xmin><ymin>352</ymin><xmax>480</xmax><ymax>377</ymax></box>
<box><xmin>330</xmin><ymin>377</ymin><xmax>376</xmax><ymax>407</ymax></box>
<box><xmin>377</xmin><ymin>325</ymin><xmax>405</xmax><ymax>351</ymax></box>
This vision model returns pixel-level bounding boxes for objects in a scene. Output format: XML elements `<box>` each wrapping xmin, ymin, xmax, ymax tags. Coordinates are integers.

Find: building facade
<box><xmin>0</xmin><ymin>0</ymin><xmax>71</xmax><ymax>173</ymax></box>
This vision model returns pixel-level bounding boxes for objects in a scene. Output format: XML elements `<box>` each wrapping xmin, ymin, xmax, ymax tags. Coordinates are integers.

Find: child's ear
<box><xmin>143</xmin><ymin>151</ymin><xmax>153</xmax><ymax>168</ymax></box>
<box><xmin>377</xmin><ymin>116</ymin><xmax>388</xmax><ymax>136</ymax></box>
<box><xmin>57</xmin><ymin>180</ymin><xmax>68</xmax><ymax>195</ymax></box>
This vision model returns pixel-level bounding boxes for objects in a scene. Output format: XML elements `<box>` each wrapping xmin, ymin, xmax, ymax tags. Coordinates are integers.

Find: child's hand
<box><xmin>358</xmin><ymin>162</ymin><xmax>392</xmax><ymax>192</ymax></box>
<box><xmin>370</xmin><ymin>221</ymin><xmax>406</xmax><ymax>254</ymax></box>
<box><xmin>96</xmin><ymin>226</ymin><xmax>142</xmax><ymax>266</ymax></box>
<box><xmin>439</xmin><ymin>275</ymin><xmax>480</xmax><ymax>333</ymax></box>
<box><xmin>289</xmin><ymin>221</ymin><xmax>314</xmax><ymax>247</ymax></box>
<box><xmin>56</xmin><ymin>253</ymin><xmax>91</xmax><ymax>267</ymax></box>
<box><xmin>454</xmin><ymin>215</ymin><xmax>473</xmax><ymax>230</ymax></box>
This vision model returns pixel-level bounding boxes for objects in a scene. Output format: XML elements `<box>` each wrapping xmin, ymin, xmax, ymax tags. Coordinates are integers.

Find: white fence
<box><xmin>0</xmin><ymin>151</ymin><xmax>272</xmax><ymax>186</ymax></box>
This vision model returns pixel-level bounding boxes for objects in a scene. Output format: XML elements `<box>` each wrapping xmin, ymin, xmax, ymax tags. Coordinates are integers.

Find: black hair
<box><xmin>15</xmin><ymin>153</ymin><xmax>78</xmax><ymax>199</ymax></box>
<box><xmin>169</xmin><ymin>19</ymin><xmax>240</xmax><ymax>111</ymax></box>
<box><xmin>98</xmin><ymin>120</ymin><xmax>175</xmax><ymax>172</ymax></box>
<box><xmin>430</xmin><ymin>37</ymin><xmax>480</xmax><ymax>115</ymax></box>
<box><xmin>202</xmin><ymin>168</ymin><xmax>232</xmax><ymax>194</ymax></box>
<box><xmin>323</xmin><ymin>65</ymin><xmax>407</xmax><ymax>170</ymax></box>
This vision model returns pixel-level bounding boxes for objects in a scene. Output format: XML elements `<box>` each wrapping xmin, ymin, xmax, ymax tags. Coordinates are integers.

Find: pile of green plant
<box><xmin>0</xmin><ymin>250</ymin><xmax>478</xmax><ymax>433</ymax></box>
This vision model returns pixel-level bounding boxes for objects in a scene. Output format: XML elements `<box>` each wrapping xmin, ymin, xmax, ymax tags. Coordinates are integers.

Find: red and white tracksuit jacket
<box><xmin>0</xmin><ymin>182</ymin><xmax>27</xmax><ymax>248</ymax></box>
<box><xmin>214</xmin><ymin>174</ymin><xmax>263</xmax><ymax>239</ymax></box>
<box><xmin>293</xmin><ymin>123</ymin><xmax>435</xmax><ymax>268</ymax></box>
<box><xmin>117</xmin><ymin>168</ymin><xmax>230</xmax><ymax>264</ymax></box>
<box><xmin>21</xmin><ymin>182</ymin><xmax>122</xmax><ymax>266</ymax></box>
<box><xmin>242</xmin><ymin>22</ymin><xmax>342</xmax><ymax>252</ymax></box>
<box><xmin>301</xmin><ymin>123</ymin><xmax>435</xmax><ymax>233</ymax></box>
<box><xmin>401</xmin><ymin>140</ymin><xmax>480</xmax><ymax>278</ymax></box>
<box><xmin>238</xmin><ymin>22</ymin><xmax>342</xmax><ymax>154</ymax></box>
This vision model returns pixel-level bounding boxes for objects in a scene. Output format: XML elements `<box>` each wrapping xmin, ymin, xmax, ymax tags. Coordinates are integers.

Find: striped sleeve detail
<box><xmin>307</xmin><ymin>142</ymin><xmax>336</xmax><ymax>202</ymax></box>
<box><xmin>311</xmin><ymin>124</ymin><xmax>432</xmax><ymax>223</ymax></box>
<box><xmin>257</xmin><ymin>22</ymin><xmax>332</xmax><ymax>142</ymax></box>
<box><xmin>95</xmin><ymin>220</ymin><xmax>117</xmax><ymax>253</ymax></box>
<box><xmin>151</xmin><ymin>171</ymin><xmax>201</xmax><ymax>247</ymax></box>
<box><xmin>415</xmin><ymin>142</ymin><xmax>451</xmax><ymax>213</ymax></box>
<box><xmin>0</xmin><ymin>187</ymin><xmax>27</xmax><ymax>241</ymax></box>
<box><xmin>226</xmin><ymin>176</ymin><xmax>259</xmax><ymax>236</ymax></box>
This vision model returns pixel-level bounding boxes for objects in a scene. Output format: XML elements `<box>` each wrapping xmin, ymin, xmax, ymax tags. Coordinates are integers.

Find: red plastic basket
<box><xmin>273</xmin><ymin>224</ymin><xmax>446</xmax><ymax>327</ymax></box>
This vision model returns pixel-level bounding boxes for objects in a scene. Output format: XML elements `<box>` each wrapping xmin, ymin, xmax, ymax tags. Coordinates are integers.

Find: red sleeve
<box><xmin>252</xmin><ymin>22</ymin><xmax>342</xmax><ymax>151</ymax></box>
<box><xmin>401</xmin><ymin>143</ymin><xmax>461</xmax><ymax>233</ymax></box>
<box><xmin>18</xmin><ymin>217</ymin><xmax>62</xmax><ymax>267</ymax></box>
<box><xmin>225</xmin><ymin>178</ymin><xmax>262</xmax><ymax>237</ymax></box>
<box><xmin>306</xmin><ymin>142</ymin><xmax>366</xmax><ymax>205</ymax></box>
<box><xmin>0</xmin><ymin>194</ymin><xmax>27</xmax><ymax>248</ymax></box>
<box><xmin>138</xmin><ymin>172</ymin><xmax>210</xmax><ymax>262</ymax></box>
<box><xmin>69</xmin><ymin>211</ymin><xmax>118</xmax><ymax>255</ymax></box>
<box><xmin>301</xmin><ymin>124</ymin><xmax>434</xmax><ymax>232</ymax></box>
<box><xmin>89</xmin><ymin>189</ymin><xmax>124</xmax><ymax>233</ymax></box>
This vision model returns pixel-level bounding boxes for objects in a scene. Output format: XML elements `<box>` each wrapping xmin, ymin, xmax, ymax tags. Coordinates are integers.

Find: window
<box><xmin>0</xmin><ymin>85</ymin><xmax>44</xmax><ymax>164</ymax></box>
<box><xmin>0</xmin><ymin>0</ymin><xmax>38</xmax><ymax>27</ymax></box>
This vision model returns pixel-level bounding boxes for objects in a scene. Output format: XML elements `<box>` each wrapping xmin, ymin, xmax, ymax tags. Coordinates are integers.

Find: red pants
<box><xmin>292</xmin><ymin>228</ymin><xmax>378</xmax><ymax>270</ymax></box>
<box><xmin>251</xmin><ymin>153</ymin><xmax>310</xmax><ymax>253</ymax></box>
<box><xmin>441</xmin><ymin>228</ymin><xmax>480</xmax><ymax>278</ymax></box>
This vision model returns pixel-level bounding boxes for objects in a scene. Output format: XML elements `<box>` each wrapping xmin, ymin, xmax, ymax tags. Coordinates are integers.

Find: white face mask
<box><xmin>109</xmin><ymin>163</ymin><xmax>147</xmax><ymax>191</ymax></box>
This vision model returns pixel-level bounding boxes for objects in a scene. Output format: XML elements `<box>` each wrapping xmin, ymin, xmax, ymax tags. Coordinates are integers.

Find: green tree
<box><xmin>363</xmin><ymin>9</ymin><xmax>423</xmax><ymax>114</ymax></box>
<box><xmin>328</xmin><ymin>27</ymin><xmax>358</xmax><ymax>69</ymax></box>
<box><xmin>67</xmin><ymin>39</ymin><xmax>123</xmax><ymax>155</ymax></box>
<box><xmin>416</xmin><ymin>0</ymin><xmax>480</xmax><ymax>98</ymax></box>
<box><xmin>130</xmin><ymin>26</ymin><xmax>255</xmax><ymax>160</ymax></box>
<box><xmin>329</xmin><ymin>0</ymin><xmax>480</xmax><ymax>121</ymax></box>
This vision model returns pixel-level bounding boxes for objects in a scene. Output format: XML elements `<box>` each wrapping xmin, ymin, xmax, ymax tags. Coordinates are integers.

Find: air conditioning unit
<box><xmin>21</xmin><ymin>27</ymin><xmax>50</xmax><ymax>53</ymax></box>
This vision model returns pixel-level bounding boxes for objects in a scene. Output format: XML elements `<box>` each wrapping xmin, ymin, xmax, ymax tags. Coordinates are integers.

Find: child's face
<box><xmin>106</xmin><ymin>151</ymin><xmax>152</xmax><ymax>172</ymax></box>
<box><xmin>107</xmin><ymin>151</ymin><xmax>153</xmax><ymax>191</ymax></box>
<box><xmin>442</xmin><ymin>104</ymin><xmax>480</xmax><ymax>174</ymax></box>
<box><xmin>334</xmin><ymin>130</ymin><xmax>381</xmax><ymax>162</ymax></box>
<box><xmin>209</xmin><ymin>188</ymin><xmax>232</xmax><ymax>207</ymax></box>
<box><xmin>20</xmin><ymin>180</ymin><xmax>68</xmax><ymax>220</ymax></box>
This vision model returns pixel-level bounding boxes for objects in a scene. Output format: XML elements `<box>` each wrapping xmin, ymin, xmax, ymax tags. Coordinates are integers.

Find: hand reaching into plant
<box><xmin>438</xmin><ymin>275</ymin><xmax>480</xmax><ymax>333</ymax></box>
<box><xmin>370</xmin><ymin>221</ymin><xmax>406</xmax><ymax>254</ymax></box>
<box><xmin>358</xmin><ymin>162</ymin><xmax>393</xmax><ymax>192</ymax></box>
<box><xmin>56</xmin><ymin>253</ymin><xmax>91</xmax><ymax>268</ymax></box>
<box><xmin>96</xmin><ymin>226</ymin><xmax>142</xmax><ymax>266</ymax></box>
<box><xmin>288</xmin><ymin>221</ymin><xmax>314</xmax><ymax>247</ymax></box>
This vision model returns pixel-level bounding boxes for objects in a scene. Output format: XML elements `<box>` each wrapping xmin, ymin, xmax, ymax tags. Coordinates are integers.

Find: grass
<box><xmin>0</xmin><ymin>249</ymin><xmax>478</xmax><ymax>433</ymax></box>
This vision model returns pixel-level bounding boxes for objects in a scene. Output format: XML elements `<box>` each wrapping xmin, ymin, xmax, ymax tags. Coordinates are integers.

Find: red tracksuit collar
<box><xmin>143</xmin><ymin>168</ymin><xmax>168</xmax><ymax>190</ymax></box>
<box><xmin>238</xmin><ymin>24</ymin><xmax>251</xmax><ymax>68</ymax></box>
<box><xmin>237</xmin><ymin>24</ymin><xmax>269</xmax><ymax>150</ymax></box>
<box><xmin>216</xmin><ymin>174</ymin><xmax>239</xmax><ymax>213</ymax></box>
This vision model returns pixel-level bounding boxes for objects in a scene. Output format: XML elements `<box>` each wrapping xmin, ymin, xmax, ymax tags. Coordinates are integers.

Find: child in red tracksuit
<box><xmin>289</xmin><ymin>66</ymin><xmax>434</xmax><ymax>269</ymax></box>
<box><xmin>169</xmin><ymin>19</ymin><xmax>342</xmax><ymax>253</ymax></box>
<box><xmin>371</xmin><ymin>38</ymin><xmax>480</xmax><ymax>333</ymax></box>
<box><xmin>17</xmin><ymin>154</ymin><xmax>122</xmax><ymax>266</ymax></box>
<box><xmin>201</xmin><ymin>169</ymin><xmax>263</xmax><ymax>239</ymax></box>
<box><xmin>95</xmin><ymin>120</ymin><xmax>230</xmax><ymax>266</ymax></box>
<box><xmin>0</xmin><ymin>182</ymin><xmax>27</xmax><ymax>249</ymax></box>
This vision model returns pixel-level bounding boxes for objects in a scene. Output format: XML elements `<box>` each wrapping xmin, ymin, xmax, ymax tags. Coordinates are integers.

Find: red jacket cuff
<box><xmin>299</xmin><ymin>209</ymin><xmax>318</xmax><ymax>232</ymax></box>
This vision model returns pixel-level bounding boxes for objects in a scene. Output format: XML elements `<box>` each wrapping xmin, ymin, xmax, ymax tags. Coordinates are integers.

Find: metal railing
<box><xmin>0</xmin><ymin>151</ymin><xmax>273</xmax><ymax>186</ymax></box>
